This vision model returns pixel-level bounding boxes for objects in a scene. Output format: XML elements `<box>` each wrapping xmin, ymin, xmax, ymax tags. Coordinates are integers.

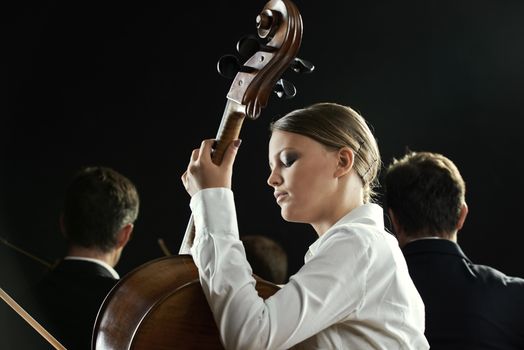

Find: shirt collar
<box><xmin>64</xmin><ymin>256</ymin><xmax>120</xmax><ymax>279</ymax></box>
<box><xmin>306</xmin><ymin>203</ymin><xmax>384</xmax><ymax>261</ymax></box>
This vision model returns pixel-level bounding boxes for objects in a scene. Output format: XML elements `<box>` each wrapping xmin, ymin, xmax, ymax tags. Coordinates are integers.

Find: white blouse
<box><xmin>190</xmin><ymin>188</ymin><xmax>429</xmax><ymax>350</ymax></box>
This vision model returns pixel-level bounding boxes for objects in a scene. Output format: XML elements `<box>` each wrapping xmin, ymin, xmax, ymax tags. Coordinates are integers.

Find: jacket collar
<box><xmin>402</xmin><ymin>238</ymin><xmax>471</xmax><ymax>263</ymax></box>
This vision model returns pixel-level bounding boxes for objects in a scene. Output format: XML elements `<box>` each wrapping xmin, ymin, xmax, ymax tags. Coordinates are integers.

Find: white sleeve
<box><xmin>189</xmin><ymin>188</ymin><xmax>369</xmax><ymax>350</ymax></box>
<box><xmin>190</xmin><ymin>188</ymin><xmax>270</xmax><ymax>349</ymax></box>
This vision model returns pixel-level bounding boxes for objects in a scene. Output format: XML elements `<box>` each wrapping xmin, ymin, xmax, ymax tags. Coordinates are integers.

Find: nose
<box><xmin>267</xmin><ymin>168</ymin><xmax>282</xmax><ymax>187</ymax></box>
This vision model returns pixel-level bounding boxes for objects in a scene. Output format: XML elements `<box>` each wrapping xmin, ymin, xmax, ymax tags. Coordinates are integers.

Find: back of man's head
<box><xmin>62</xmin><ymin>166</ymin><xmax>139</xmax><ymax>252</ymax></box>
<box><xmin>383</xmin><ymin>151</ymin><xmax>465</xmax><ymax>239</ymax></box>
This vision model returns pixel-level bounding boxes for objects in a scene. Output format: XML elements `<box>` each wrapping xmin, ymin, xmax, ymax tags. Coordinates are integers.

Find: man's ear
<box><xmin>456</xmin><ymin>202</ymin><xmax>468</xmax><ymax>230</ymax></box>
<box><xmin>388</xmin><ymin>208</ymin><xmax>409</xmax><ymax>247</ymax></box>
<box><xmin>388</xmin><ymin>208</ymin><xmax>401</xmax><ymax>233</ymax></box>
<box><xmin>117</xmin><ymin>223</ymin><xmax>134</xmax><ymax>249</ymax></box>
<box><xmin>334</xmin><ymin>147</ymin><xmax>354</xmax><ymax>178</ymax></box>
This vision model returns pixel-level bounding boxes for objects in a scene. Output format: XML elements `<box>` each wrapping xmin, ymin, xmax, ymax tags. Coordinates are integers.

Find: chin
<box><xmin>280</xmin><ymin>209</ymin><xmax>304</xmax><ymax>224</ymax></box>
<box><xmin>280</xmin><ymin>209</ymin><xmax>292</xmax><ymax>222</ymax></box>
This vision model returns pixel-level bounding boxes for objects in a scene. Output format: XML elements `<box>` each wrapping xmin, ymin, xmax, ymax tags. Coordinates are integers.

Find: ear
<box><xmin>334</xmin><ymin>147</ymin><xmax>354</xmax><ymax>178</ymax></box>
<box><xmin>388</xmin><ymin>208</ymin><xmax>408</xmax><ymax>247</ymax></box>
<box><xmin>116</xmin><ymin>223</ymin><xmax>134</xmax><ymax>249</ymax></box>
<box><xmin>388</xmin><ymin>208</ymin><xmax>401</xmax><ymax>233</ymax></box>
<box><xmin>456</xmin><ymin>202</ymin><xmax>468</xmax><ymax>230</ymax></box>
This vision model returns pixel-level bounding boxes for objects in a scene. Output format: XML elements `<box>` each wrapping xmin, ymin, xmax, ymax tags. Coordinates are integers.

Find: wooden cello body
<box><xmin>93</xmin><ymin>256</ymin><xmax>279</xmax><ymax>349</ymax></box>
<box><xmin>93</xmin><ymin>0</ymin><xmax>305</xmax><ymax>348</ymax></box>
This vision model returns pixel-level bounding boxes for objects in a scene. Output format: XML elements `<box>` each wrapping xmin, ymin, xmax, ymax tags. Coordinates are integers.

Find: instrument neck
<box><xmin>179</xmin><ymin>99</ymin><xmax>246</xmax><ymax>255</ymax></box>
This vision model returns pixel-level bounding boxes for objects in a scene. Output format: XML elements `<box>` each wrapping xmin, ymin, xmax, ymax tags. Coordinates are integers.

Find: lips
<box><xmin>274</xmin><ymin>191</ymin><xmax>288</xmax><ymax>204</ymax></box>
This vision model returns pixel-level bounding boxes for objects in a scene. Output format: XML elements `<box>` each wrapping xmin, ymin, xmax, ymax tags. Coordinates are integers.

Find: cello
<box><xmin>92</xmin><ymin>1</ymin><xmax>308</xmax><ymax>348</ymax></box>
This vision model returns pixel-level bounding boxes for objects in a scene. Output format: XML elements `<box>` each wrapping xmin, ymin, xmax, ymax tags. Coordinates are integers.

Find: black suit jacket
<box><xmin>33</xmin><ymin>259</ymin><xmax>118</xmax><ymax>350</ymax></box>
<box><xmin>403</xmin><ymin>239</ymin><xmax>524</xmax><ymax>350</ymax></box>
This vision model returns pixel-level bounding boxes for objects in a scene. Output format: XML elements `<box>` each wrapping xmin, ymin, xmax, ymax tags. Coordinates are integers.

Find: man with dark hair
<box><xmin>383</xmin><ymin>151</ymin><xmax>524</xmax><ymax>350</ymax></box>
<box><xmin>34</xmin><ymin>166</ymin><xmax>139</xmax><ymax>350</ymax></box>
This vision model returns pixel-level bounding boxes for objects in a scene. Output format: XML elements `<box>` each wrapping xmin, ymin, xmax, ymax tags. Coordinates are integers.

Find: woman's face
<box><xmin>267</xmin><ymin>130</ymin><xmax>341</xmax><ymax>225</ymax></box>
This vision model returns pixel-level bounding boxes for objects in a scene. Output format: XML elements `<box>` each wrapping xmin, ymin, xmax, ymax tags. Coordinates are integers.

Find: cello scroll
<box><xmin>180</xmin><ymin>0</ymin><xmax>307</xmax><ymax>254</ymax></box>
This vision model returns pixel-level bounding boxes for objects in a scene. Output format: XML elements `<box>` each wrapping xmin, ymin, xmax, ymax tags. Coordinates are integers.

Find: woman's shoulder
<box><xmin>319</xmin><ymin>224</ymin><xmax>375</xmax><ymax>254</ymax></box>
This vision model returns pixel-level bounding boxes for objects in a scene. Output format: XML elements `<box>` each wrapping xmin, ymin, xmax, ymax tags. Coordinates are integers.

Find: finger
<box><xmin>191</xmin><ymin>148</ymin><xmax>199</xmax><ymax>162</ymax></box>
<box><xmin>221</xmin><ymin>139</ymin><xmax>242</xmax><ymax>169</ymax></box>
<box><xmin>181</xmin><ymin>171</ymin><xmax>188</xmax><ymax>188</ymax></box>
<box><xmin>198</xmin><ymin>139</ymin><xmax>215</xmax><ymax>162</ymax></box>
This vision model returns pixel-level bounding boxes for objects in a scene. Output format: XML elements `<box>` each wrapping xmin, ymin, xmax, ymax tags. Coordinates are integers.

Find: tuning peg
<box><xmin>236</xmin><ymin>34</ymin><xmax>276</xmax><ymax>57</ymax></box>
<box><xmin>217</xmin><ymin>54</ymin><xmax>241</xmax><ymax>79</ymax></box>
<box><xmin>217</xmin><ymin>53</ymin><xmax>258</xmax><ymax>79</ymax></box>
<box><xmin>290</xmin><ymin>57</ymin><xmax>315</xmax><ymax>74</ymax></box>
<box><xmin>274</xmin><ymin>78</ymin><xmax>296</xmax><ymax>99</ymax></box>
<box><xmin>236</xmin><ymin>35</ymin><xmax>261</xmax><ymax>58</ymax></box>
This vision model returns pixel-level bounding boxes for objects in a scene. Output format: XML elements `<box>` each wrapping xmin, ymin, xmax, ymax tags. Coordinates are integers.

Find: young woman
<box><xmin>181</xmin><ymin>102</ymin><xmax>429</xmax><ymax>349</ymax></box>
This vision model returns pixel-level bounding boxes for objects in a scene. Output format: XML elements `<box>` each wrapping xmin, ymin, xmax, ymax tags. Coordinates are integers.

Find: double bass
<box><xmin>93</xmin><ymin>1</ymin><xmax>309</xmax><ymax>348</ymax></box>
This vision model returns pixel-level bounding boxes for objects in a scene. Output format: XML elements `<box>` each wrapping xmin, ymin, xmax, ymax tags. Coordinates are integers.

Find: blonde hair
<box><xmin>270</xmin><ymin>102</ymin><xmax>381</xmax><ymax>202</ymax></box>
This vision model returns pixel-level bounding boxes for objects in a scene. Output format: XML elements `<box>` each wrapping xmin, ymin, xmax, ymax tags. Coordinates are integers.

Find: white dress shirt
<box><xmin>190</xmin><ymin>188</ymin><xmax>429</xmax><ymax>350</ymax></box>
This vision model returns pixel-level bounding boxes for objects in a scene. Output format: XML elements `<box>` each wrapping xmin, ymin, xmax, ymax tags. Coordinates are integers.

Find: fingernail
<box><xmin>234</xmin><ymin>139</ymin><xmax>242</xmax><ymax>148</ymax></box>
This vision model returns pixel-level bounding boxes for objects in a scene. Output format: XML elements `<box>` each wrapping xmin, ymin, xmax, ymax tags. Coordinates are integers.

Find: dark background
<box><xmin>4</xmin><ymin>0</ymin><xmax>524</xmax><ymax>348</ymax></box>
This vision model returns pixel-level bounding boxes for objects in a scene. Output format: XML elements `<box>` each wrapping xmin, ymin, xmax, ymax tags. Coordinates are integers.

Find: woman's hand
<box><xmin>181</xmin><ymin>139</ymin><xmax>241</xmax><ymax>196</ymax></box>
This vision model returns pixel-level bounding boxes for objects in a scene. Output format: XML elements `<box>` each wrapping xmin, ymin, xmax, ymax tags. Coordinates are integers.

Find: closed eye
<box><xmin>280</xmin><ymin>152</ymin><xmax>298</xmax><ymax>168</ymax></box>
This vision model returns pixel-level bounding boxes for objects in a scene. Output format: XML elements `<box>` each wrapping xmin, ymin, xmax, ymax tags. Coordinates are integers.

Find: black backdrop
<box><xmin>4</xmin><ymin>0</ymin><xmax>524</xmax><ymax>347</ymax></box>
